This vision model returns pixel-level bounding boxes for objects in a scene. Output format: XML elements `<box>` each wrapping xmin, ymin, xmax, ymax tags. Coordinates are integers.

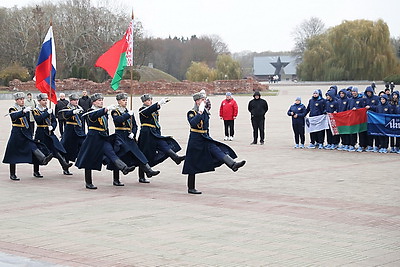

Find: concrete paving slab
<box><xmin>0</xmin><ymin>83</ymin><xmax>399</xmax><ymax>266</ymax></box>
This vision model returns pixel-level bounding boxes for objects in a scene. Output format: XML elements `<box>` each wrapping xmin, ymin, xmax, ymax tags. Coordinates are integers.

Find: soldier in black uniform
<box><xmin>75</xmin><ymin>93</ymin><xmax>135</xmax><ymax>189</ymax></box>
<box><xmin>137</xmin><ymin>94</ymin><xmax>185</xmax><ymax>183</ymax></box>
<box><xmin>3</xmin><ymin>92</ymin><xmax>52</xmax><ymax>180</ymax></box>
<box><xmin>108</xmin><ymin>93</ymin><xmax>160</xmax><ymax>186</ymax></box>
<box><xmin>182</xmin><ymin>92</ymin><xmax>246</xmax><ymax>194</ymax></box>
<box><xmin>59</xmin><ymin>93</ymin><xmax>86</xmax><ymax>173</ymax></box>
<box><xmin>33</xmin><ymin>93</ymin><xmax>73</xmax><ymax>177</ymax></box>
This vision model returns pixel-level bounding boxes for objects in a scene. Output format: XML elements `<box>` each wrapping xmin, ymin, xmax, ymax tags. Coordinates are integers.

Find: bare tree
<box><xmin>292</xmin><ymin>17</ymin><xmax>326</xmax><ymax>57</ymax></box>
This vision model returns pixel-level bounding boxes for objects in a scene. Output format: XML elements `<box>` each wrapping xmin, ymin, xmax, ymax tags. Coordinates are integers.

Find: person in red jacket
<box><xmin>219</xmin><ymin>92</ymin><xmax>238</xmax><ymax>141</ymax></box>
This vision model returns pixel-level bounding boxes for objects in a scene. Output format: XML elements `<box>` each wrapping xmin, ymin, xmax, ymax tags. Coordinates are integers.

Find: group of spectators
<box><xmin>287</xmin><ymin>83</ymin><xmax>400</xmax><ymax>154</ymax></box>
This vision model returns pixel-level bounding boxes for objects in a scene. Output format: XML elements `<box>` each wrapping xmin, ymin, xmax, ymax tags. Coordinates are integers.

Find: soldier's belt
<box><xmin>66</xmin><ymin>122</ymin><xmax>78</xmax><ymax>125</ymax></box>
<box><xmin>141</xmin><ymin>123</ymin><xmax>156</xmax><ymax>128</ymax></box>
<box><xmin>89</xmin><ymin>126</ymin><xmax>106</xmax><ymax>131</ymax></box>
<box><xmin>12</xmin><ymin>124</ymin><xmax>25</xmax><ymax>127</ymax></box>
<box><xmin>36</xmin><ymin>125</ymin><xmax>49</xmax><ymax>128</ymax></box>
<box><xmin>115</xmin><ymin>127</ymin><xmax>130</xmax><ymax>131</ymax></box>
<box><xmin>190</xmin><ymin>128</ymin><xmax>207</xmax><ymax>133</ymax></box>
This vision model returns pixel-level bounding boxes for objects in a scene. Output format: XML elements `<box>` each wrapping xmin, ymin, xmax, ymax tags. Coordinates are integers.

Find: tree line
<box><xmin>0</xmin><ymin>0</ymin><xmax>241</xmax><ymax>85</ymax></box>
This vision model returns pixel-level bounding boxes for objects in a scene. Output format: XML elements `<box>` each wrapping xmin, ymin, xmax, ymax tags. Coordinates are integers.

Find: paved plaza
<box><xmin>0</xmin><ymin>83</ymin><xmax>399</xmax><ymax>266</ymax></box>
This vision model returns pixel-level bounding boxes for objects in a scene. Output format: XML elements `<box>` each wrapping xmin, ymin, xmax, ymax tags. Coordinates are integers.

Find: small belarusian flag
<box><xmin>95</xmin><ymin>18</ymin><xmax>134</xmax><ymax>90</ymax></box>
<box><xmin>328</xmin><ymin>108</ymin><xmax>367</xmax><ymax>135</ymax></box>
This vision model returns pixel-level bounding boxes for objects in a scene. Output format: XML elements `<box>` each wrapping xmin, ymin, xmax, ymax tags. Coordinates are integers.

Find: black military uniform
<box><xmin>75</xmin><ymin>93</ymin><xmax>135</xmax><ymax>189</ymax></box>
<box><xmin>59</xmin><ymin>93</ymin><xmax>86</xmax><ymax>171</ymax></box>
<box><xmin>182</xmin><ymin>92</ymin><xmax>246</xmax><ymax>194</ymax></box>
<box><xmin>137</xmin><ymin>94</ymin><xmax>184</xmax><ymax>183</ymax></box>
<box><xmin>3</xmin><ymin>92</ymin><xmax>52</xmax><ymax>180</ymax></box>
<box><xmin>108</xmin><ymin>93</ymin><xmax>160</xmax><ymax>186</ymax></box>
<box><xmin>33</xmin><ymin>93</ymin><xmax>72</xmax><ymax>177</ymax></box>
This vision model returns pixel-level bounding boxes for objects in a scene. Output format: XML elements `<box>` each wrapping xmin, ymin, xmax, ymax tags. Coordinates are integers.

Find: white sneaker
<box><xmin>224</xmin><ymin>136</ymin><xmax>228</xmax><ymax>141</ymax></box>
<box><xmin>228</xmin><ymin>136</ymin><xmax>233</xmax><ymax>141</ymax></box>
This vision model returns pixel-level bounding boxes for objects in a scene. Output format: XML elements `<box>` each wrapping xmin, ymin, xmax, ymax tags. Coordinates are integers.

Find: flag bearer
<box><xmin>33</xmin><ymin>93</ymin><xmax>72</xmax><ymax>177</ymax></box>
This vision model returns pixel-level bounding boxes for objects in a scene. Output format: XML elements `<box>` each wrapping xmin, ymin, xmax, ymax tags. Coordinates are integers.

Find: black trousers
<box><xmin>326</xmin><ymin>129</ymin><xmax>339</xmax><ymax>145</ymax></box>
<box><xmin>292</xmin><ymin>123</ymin><xmax>305</xmax><ymax>144</ymax></box>
<box><xmin>390</xmin><ymin>137</ymin><xmax>400</xmax><ymax>148</ymax></box>
<box><xmin>224</xmin><ymin>120</ymin><xmax>235</xmax><ymax>137</ymax></box>
<box><xmin>380</xmin><ymin>136</ymin><xmax>389</xmax><ymax>149</ymax></box>
<box><xmin>251</xmin><ymin>117</ymin><xmax>265</xmax><ymax>142</ymax></box>
<box><xmin>310</xmin><ymin>130</ymin><xmax>324</xmax><ymax>144</ymax></box>
<box><xmin>367</xmin><ymin>134</ymin><xmax>379</xmax><ymax>147</ymax></box>
<box><xmin>340</xmin><ymin>134</ymin><xmax>350</xmax><ymax>146</ymax></box>
<box><xmin>350</xmin><ymin>131</ymin><xmax>367</xmax><ymax>147</ymax></box>
<box><xmin>29</xmin><ymin>121</ymin><xmax>35</xmax><ymax>136</ymax></box>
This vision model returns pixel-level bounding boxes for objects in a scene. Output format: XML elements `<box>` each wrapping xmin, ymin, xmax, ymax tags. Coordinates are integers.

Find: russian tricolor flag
<box><xmin>35</xmin><ymin>26</ymin><xmax>57</xmax><ymax>104</ymax></box>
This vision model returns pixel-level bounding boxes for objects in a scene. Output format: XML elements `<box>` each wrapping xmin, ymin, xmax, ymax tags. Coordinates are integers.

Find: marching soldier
<box><xmin>3</xmin><ymin>92</ymin><xmax>53</xmax><ymax>180</ymax></box>
<box><xmin>137</xmin><ymin>94</ymin><xmax>185</xmax><ymax>183</ymax></box>
<box><xmin>75</xmin><ymin>93</ymin><xmax>135</xmax><ymax>189</ymax></box>
<box><xmin>108</xmin><ymin>93</ymin><xmax>160</xmax><ymax>186</ymax></box>
<box><xmin>59</xmin><ymin>93</ymin><xmax>86</xmax><ymax>173</ymax></box>
<box><xmin>182</xmin><ymin>92</ymin><xmax>246</xmax><ymax>194</ymax></box>
<box><xmin>33</xmin><ymin>93</ymin><xmax>73</xmax><ymax>177</ymax></box>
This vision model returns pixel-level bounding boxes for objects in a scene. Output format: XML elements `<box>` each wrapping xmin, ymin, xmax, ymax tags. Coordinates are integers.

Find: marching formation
<box><xmin>3</xmin><ymin>91</ymin><xmax>246</xmax><ymax>194</ymax></box>
<box><xmin>287</xmin><ymin>84</ymin><xmax>400</xmax><ymax>153</ymax></box>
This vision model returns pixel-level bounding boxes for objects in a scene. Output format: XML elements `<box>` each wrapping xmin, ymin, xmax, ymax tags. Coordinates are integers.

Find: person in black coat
<box><xmin>248</xmin><ymin>91</ymin><xmax>269</xmax><ymax>145</ymax></box>
<box><xmin>33</xmin><ymin>93</ymin><xmax>73</xmax><ymax>177</ymax></box>
<box><xmin>78</xmin><ymin>90</ymin><xmax>92</xmax><ymax>132</ymax></box>
<box><xmin>3</xmin><ymin>92</ymin><xmax>53</xmax><ymax>181</ymax></box>
<box><xmin>137</xmin><ymin>94</ymin><xmax>185</xmax><ymax>183</ymax></box>
<box><xmin>55</xmin><ymin>93</ymin><xmax>69</xmax><ymax>137</ymax></box>
<box><xmin>182</xmin><ymin>92</ymin><xmax>246</xmax><ymax>194</ymax></box>
<box><xmin>58</xmin><ymin>93</ymin><xmax>86</xmax><ymax>173</ymax></box>
<box><xmin>75</xmin><ymin>93</ymin><xmax>135</xmax><ymax>189</ymax></box>
<box><xmin>108</xmin><ymin>93</ymin><xmax>160</xmax><ymax>186</ymax></box>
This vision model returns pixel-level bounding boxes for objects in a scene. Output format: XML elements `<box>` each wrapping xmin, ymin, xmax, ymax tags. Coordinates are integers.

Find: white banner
<box><xmin>305</xmin><ymin>114</ymin><xmax>329</xmax><ymax>133</ymax></box>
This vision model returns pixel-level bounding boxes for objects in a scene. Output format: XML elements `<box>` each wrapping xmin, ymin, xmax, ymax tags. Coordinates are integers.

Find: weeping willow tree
<box><xmin>297</xmin><ymin>19</ymin><xmax>400</xmax><ymax>81</ymax></box>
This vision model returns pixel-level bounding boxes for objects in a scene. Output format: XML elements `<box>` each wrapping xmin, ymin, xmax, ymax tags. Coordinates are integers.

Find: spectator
<box><xmin>55</xmin><ymin>93</ymin><xmax>69</xmax><ymax>137</ymax></box>
<box><xmin>248</xmin><ymin>91</ymin><xmax>269</xmax><ymax>145</ymax></box>
<box><xmin>24</xmin><ymin>92</ymin><xmax>37</xmax><ymax>135</ymax></box>
<box><xmin>78</xmin><ymin>90</ymin><xmax>92</xmax><ymax>132</ymax></box>
<box><xmin>219</xmin><ymin>92</ymin><xmax>238</xmax><ymax>141</ymax></box>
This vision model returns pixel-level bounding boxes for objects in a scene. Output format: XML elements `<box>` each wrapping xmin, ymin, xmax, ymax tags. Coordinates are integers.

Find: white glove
<box><xmin>23</xmin><ymin>106</ymin><xmax>32</xmax><ymax>113</ymax></box>
<box><xmin>158</xmin><ymin>98</ymin><xmax>169</xmax><ymax>106</ymax></box>
<box><xmin>199</xmin><ymin>101</ymin><xmax>205</xmax><ymax>112</ymax></box>
<box><xmin>73</xmin><ymin>108</ymin><xmax>83</xmax><ymax>114</ymax></box>
<box><xmin>128</xmin><ymin>133</ymin><xmax>135</xmax><ymax>139</ymax></box>
<box><xmin>47</xmin><ymin>108</ymin><xmax>53</xmax><ymax>114</ymax></box>
<box><xmin>48</xmin><ymin>126</ymin><xmax>53</xmax><ymax>131</ymax></box>
<box><xmin>128</xmin><ymin>110</ymin><xmax>134</xmax><ymax>116</ymax></box>
<box><xmin>106</xmin><ymin>104</ymin><xmax>116</xmax><ymax>111</ymax></box>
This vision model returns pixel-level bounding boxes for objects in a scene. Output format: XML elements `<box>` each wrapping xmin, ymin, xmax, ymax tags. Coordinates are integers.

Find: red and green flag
<box><xmin>328</xmin><ymin>108</ymin><xmax>367</xmax><ymax>135</ymax></box>
<box><xmin>95</xmin><ymin>19</ymin><xmax>134</xmax><ymax>90</ymax></box>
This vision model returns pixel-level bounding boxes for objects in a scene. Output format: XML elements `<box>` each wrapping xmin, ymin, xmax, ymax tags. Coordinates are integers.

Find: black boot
<box><xmin>187</xmin><ymin>174</ymin><xmax>201</xmax><ymax>194</ymax></box>
<box><xmin>33</xmin><ymin>164</ymin><xmax>43</xmax><ymax>178</ymax></box>
<box><xmin>113</xmin><ymin>170</ymin><xmax>124</xmax><ymax>186</ymax></box>
<box><xmin>113</xmin><ymin>159</ymin><xmax>135</xmax><ymax>175</ymax></box>
<box><xmin>141</xmin><ymin>163</ymin><xmax>160</xmax><ymax>178</ymax></box>
<box><xmin>138</xmin><ymin>167</ymin><xmax>150</xmax><ymax>183</ymax></box>
<box><xmin>55</xmin><ymin>152</ymin><xmax>73</xmax><ymax>174</ymax></box>
<box><xmin>165</xmin><ymin>149</ymin><xmax>185</xmax><ymax>165</ymax></box>
<box><xmin>85</xmin><ymin>169</ymin><xmax>97</xmax><ymax>189</ymax></box>
<box><xmin>33</xmin><ymin>149</ymin><xmax>53</xmax><ymax>165</ymax></box>
<box><xmin>9</xmin><ymin>164</ymin><xmax>19</xmax><ymax>181</ymax></box>
<box><xmin>222</xmin><ymin>155</ymin><xmax>246</xmax><ymax>172</ymax></box>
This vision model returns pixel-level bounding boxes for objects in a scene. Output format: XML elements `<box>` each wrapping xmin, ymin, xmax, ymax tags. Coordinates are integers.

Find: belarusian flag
<box><xmin>328</xmin><ymin>108</ymin><xmax>367</xmax><ymax>135</ymax></box>
<box><xmin>95</xmin><ymin>19</ymin><xmax>134</xmax><ymax>90</ymax></box>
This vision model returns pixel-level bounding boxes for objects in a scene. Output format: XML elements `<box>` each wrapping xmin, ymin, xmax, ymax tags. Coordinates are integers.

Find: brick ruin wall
<box><xmin>5</xmin><ymin>78</ymin><xmax>268</xmax><ymax>96</ymax></box>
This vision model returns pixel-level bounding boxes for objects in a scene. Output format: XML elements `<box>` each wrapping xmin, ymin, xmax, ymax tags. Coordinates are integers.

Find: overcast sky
<box><xmin>2</xmin><ymin>0</ymin><xmax>399</xmax><ymax>53</ymax></box>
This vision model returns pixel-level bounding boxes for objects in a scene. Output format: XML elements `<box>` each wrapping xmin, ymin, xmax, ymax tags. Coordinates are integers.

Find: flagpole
<box><xmin>49</xmin><ymin>18</ymin><xmax>53</xmax><ymax>109</ymax></box>
<box><xmin>130</xmin><ymin>10</ymin><xmax>134</xmax><ymax>110</ymax></box>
